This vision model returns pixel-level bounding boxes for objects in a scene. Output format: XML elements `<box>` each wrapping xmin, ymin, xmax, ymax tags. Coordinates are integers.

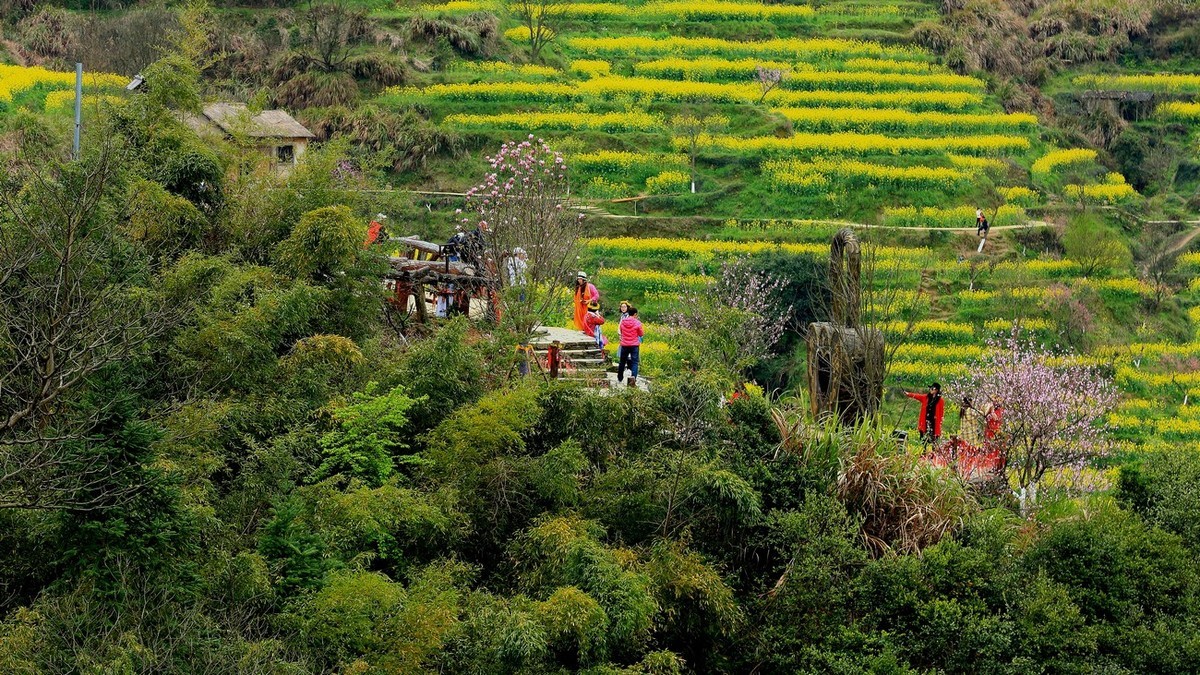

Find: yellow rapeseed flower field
<box><xmin>442</xmin><ymin>110</ymin><xmax>663</xmax><ymax>132</ymax></box>
<box><xmin>397</xmin><ymin>79</ymin><xmax>983</xmax><ymax>111</ymax></box>
<box><xmin>572</xmin><ymin>151</ymin><xmax>688</xmax><ymax>174</ymax></box>
<box><xmin>998</xmin><ymin>186</ymin><xmax>1041</xmax><ymax>206</ymax></box>
<box><xmin>1064</xmin><ymin>182</ymin><xmax>1139</xmax><ymax>204</ymax></box>
<box><xmin>779</xmin><ymin>70</ymin><xmax>984</xmax><ymax>92</ymax></box>
<box><xmin>694</xmin><ymin>132</ymin><xmax>1030</xmax><ymax>156</ymax></box>
<box><xmin>43</xmin><ymin>90</ymin><xmax>124</xmax><ymax>110</ymax></box>
<box><xmin>894</xmin><ymin>343</ymin><xmax>986</xmax><ymax>362</ymax></box>
<box><xmin>771</xmin><ymin>107</ymin><xmax>1037</xmax><ymax>133</ymax></box>
<box><xmin>1072</xmin><ymin>73</ymin><xmax>1200</xmax><ymax>93</ymax></box>
<box><xmin>1156</xmin><ymin>101</ymin><xmax>1200</xmax><ymax>120</ymax></box>
<box><xmin>458</xmin><ymin>61</ymin><xmax>560</xmax><ymax>77</ymax></box>
<box><xmin>0</xmin><ymin>63</ymin><xmax>125</xmax><ymax>103</ymax></box>
<box><xmin>882</xmin><ymin>205</ymin><xmax>1027</xmax><ymax>228</ymax></box>
<box><xmin>569</xmin><ymin>60</ymin><xmax>612</xmax><ymax>77</ymax></box>
<box><xmin>601</xmin><ymin>267</ymin><xmax>710</xmax><ymax>292</ymax></box>
<box><xmin>565</xmin><ymin>35</ymin><xmax>922</xmax><ymax>60</ymax></box>
<box><xmin>634</xmin><ymin>57</ymin><xmax>794</xmax><ymax>80</ymax></box>
<box><xmin>842</xmin><ymin>58</ymin><xmax>941</xmax><ymax>73</ymax></box>
<box><xmin>763</xmin><ymin>158</ymin><xmax>972</xmax><ymax>190</ymax></box>
<box><xmin>631</xmin><ymin>57</ymin><xmax>979</xmax><ymax>90</ymax></box>
<box><xmin>425</xmin><ymin>0</ymin><xmax>817</xmax><ymax>20</ymax></box>
<box><xmin>1031</xmin><ymin>148</ymin><xmax>1097</xmax><ymax>176</ymax></box>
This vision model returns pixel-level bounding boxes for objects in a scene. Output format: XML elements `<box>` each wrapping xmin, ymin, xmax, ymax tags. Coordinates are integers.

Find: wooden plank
<box><xmin>390</xmin><ymin>237</ymin><xmax>443</xmax><ymax>256</ymax></box>
<box><xmin>387</xmin><ymin>257</ymin><xmax>478</xmax><ymax>276</ymax></box>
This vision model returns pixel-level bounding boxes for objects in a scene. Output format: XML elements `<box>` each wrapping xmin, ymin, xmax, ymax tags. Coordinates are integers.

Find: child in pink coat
<box><xmin>617</xmin><ymin>307</ymin><xmax>644</xmax><ymax>386</ymax></box>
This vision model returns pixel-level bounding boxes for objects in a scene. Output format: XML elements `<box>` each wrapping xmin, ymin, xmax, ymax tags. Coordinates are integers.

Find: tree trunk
<box><xmin>1016</xmin><ymin>481</ymin><xmax>1039</xmax><ymax>517</ymax></box>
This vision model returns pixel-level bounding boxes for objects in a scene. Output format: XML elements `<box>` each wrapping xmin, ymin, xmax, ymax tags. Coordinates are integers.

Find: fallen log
<box><xmin>387</xmin><ymin>257</ymin><xmax>478</xmax><ymax>276</ymax></box>
<box><xmin>388</xmin><ymin>237</ymin><xmax>443</xmax><ymax>257</ymax></box>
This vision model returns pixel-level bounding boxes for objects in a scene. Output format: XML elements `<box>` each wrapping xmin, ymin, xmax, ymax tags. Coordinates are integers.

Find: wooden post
<box><xmin>413</xmin><ymin>283</ymin><xmax>428</xmax><ymax>322</ymax></box>
<box><xmin>392</xmin><ymin>281</ymin><xmax>412</xmax><ymax>312</ymax></box>
<box><xmin>548</xmin><ymin>342</ymin><xmax>561</xmax><ymax>379</ymax></box>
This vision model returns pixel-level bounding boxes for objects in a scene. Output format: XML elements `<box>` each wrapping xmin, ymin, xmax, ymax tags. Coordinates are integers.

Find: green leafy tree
<box><xmin>671</xmin><ymin>113</ymin><xmax>727</xmax><ymax>194</ymax></box>
<box><xmin>1062</xmin><ymin>212</ymin><xmax>1132</xmax><ymax>276</ymax></box>
<box><xmin>508</xmin><ymin>0</ymin><xmax>567</xmax><ymax>59</ymax></box>
<box><xmin>276</xmin><ymin>205</ymin><xmax>362</xmax><ymax>284</ymax></box>
<box><xmin>314</xmin><ymin>383</ymin><xmax>419</xmax><ymax>486</ymax></box>
<box><xmin>126</xmin><ymin>178</ymin><xmax>209</xmax><ymax>264</ymax></box>
<box><xmin>401</xmin><ymin>317</ymin><xmax>487</xmax><ymax>433</ymax></box>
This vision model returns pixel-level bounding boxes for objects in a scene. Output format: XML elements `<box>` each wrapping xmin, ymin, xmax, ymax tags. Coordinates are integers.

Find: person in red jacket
<box><xmin>364</xmin><ymin>213</ymin><xmax>388</xmax><ymax>247</ymax></box>
<box><xmin>582</xmin><ymin>300</ymin><xmax>607</xmax><ymax>351</ymax></box>
<box><xmin>906</xmin><ymin>382</ymin><xmax>945</xmax><ymax>445</ymax></box>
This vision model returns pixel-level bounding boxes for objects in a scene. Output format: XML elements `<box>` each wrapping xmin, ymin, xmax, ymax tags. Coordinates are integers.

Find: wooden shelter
<box><xmin>807</xmin><ymin>228</ymin><xmax>885</xmax><ymax>423</ymax></box>
<box><xmin>382</xmin><ymin>236</ymin><xmax>495</xmax><ymax>322</ymax></box>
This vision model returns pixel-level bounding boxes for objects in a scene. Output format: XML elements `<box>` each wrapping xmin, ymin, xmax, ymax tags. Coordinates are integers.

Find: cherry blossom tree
<box><xmin>952</xmin><ymin>336</ymin><xmax>1118</xmax><ymax>514</ymax></box>
<box><xmin>668</xmin><ymin>259</ymin><xmax>791</xmax><ymax>386</ymax></box>
<box><xmin>755</xmin><ymin>65</ymin><xmax>784</xmax><ymax>104</ymax></box>
<box><xmin>458</xmin><ymin>136</ymin><xmax>584</xmax><ymax>340</ymax></box>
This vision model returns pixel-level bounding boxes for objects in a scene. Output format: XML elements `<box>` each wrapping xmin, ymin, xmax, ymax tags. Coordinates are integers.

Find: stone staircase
<box><xmin>527</xmin><ymin>326</ymin><xmax>649</xmax><ymax>391</ymax></box>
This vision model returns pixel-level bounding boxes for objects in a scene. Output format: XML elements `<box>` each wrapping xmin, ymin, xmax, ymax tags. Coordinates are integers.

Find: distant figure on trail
<box><xmin>617</xmin><ymin>306</ymin><xmax>644</xmax><ymax>387</ymax></box>
<box><xmin>977</xmin><ymin>214</ymin><xmax>990</xmax><ymax>238</ymax></box>
<box><xmin>958</xmin><ymin>396</ymin><xmax>984</xmax><ymax>448</ymax></box>
<box><xmin>906</xmin><ymin>383</ymin><xmax>945</xmax><ymax>445</ymax></box>
<box><xmin>976</xmin><ymin>208</ymin><xmax>984</xmax><ymax>228</ymax></box>
<box><xmin>460</xmin><ymin>222</ymin><xmax>488</xmax><ymax>268</ymax></box>
<box><xmin>583</xmin><ymin>300</ymin><xmax>607</xmax><ymax>351</ymax></box>
<box><xmin>573</xmin><ymin>272</ymin><xmax>599</xmax><ymax>331</ymax></box>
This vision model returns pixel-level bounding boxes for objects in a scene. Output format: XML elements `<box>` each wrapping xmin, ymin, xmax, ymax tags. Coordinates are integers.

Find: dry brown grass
<box><xmin>836</xmin><ymin>441</ymin><xmax>977</xmax><ymax>556</ymax></box>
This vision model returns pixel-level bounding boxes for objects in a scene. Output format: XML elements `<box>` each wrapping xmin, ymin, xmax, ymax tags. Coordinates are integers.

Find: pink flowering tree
<box><xmin>951</xmin><ymin>336</ymin><xmax>1118</xmax><ymax>514</ymax></box>
<box><xmin>668</xmin><ymin>259</ymin><xmax>791</xmax><ymax>386</ymax></box>
<box><xmin>458</xmin><ymin>136</ymin><xmax>584</xmax><ymax>340</ymax></box>
<box><xmin>755</xmin><ymin>65</ymin><xmax>784</xmax><ymax>104</ymax></box>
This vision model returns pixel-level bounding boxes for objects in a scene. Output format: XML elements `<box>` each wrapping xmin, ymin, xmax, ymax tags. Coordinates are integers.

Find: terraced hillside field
<box><xmin>578</xmin><ymin>226</ymin><xmax>1200</xmax><ymax>477</ymax></box>
<box><xmin>384</xmin><ymin>0</ymin><xmax>1141</xmax><ymax>223</ymax></box>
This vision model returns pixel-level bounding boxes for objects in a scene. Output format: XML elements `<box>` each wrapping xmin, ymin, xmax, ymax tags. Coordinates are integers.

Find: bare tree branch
<box><xmin>0</xmin><ymin>144</ymin><xmax>168</xmax><ymax>511</ymax></box>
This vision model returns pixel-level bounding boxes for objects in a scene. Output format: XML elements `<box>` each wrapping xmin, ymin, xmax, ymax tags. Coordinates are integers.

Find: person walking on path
<box><xmin>583</xmin><ymin>300</ymin><xmax>607</xmax><ymax>351</ymax></box>
<box><xmin>958</xmin><ymin>396</ymin><xmax>984</xmax><ymax>448</ymax></box>
<box><xmin>573</xmin><ymin>272</ymin><xmax>599</xmax><ymax>332</ymax></box>
<box><xmin>905</xmin><ymin>383</ymin><xmax>945</xmax><ymax>445</ymax></box>
<box><xmin>617</xmin><ymin>306</ymin><xmax>644</xmax><ymax>387</ymax></box>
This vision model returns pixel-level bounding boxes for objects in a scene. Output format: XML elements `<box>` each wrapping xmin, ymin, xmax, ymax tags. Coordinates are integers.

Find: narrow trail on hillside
<box><xmin>588</xmin><ymin>210</ymin><xmax>1056</xmax><ymax>233</ymax></box>
<box><xmin>1165</xmin><ymin>224</ymin><xmax>1200</xmax><ymax>256</ymax></box>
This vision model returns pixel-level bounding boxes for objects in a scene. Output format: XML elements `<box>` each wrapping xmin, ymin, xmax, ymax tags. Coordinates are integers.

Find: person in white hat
<box><xmin>573</xmin><ymin>272</ymin><xmax>598</xmax><ymax>331</ymax></box>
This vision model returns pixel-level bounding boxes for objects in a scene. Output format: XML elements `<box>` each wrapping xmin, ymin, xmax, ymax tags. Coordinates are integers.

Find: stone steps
<box><xmin>525</xmin><ymin>325</ymin><xmax>649</xmax><ymax>391</ymax></box>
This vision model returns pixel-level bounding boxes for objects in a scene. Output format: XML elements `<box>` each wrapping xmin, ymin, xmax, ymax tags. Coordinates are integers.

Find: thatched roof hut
<box><xmin>184</xmin><ymin>103</ymin><xmax>314</xmax><ymax>172</ymax></box>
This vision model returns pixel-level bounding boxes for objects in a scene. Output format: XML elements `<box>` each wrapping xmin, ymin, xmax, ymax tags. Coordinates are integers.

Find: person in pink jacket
<box><xmin>617</xmin><ymin>306</ymin><xmax>644</xmax><ymax>387</ymax></box>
